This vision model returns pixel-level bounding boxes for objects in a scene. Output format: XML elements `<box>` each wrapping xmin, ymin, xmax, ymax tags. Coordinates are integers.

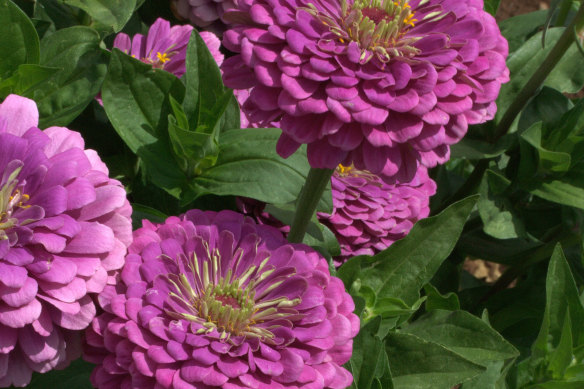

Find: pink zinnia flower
<box><xmin>223</xmin><ymin>0</ymin><xmax>509</xmax><ymax>182</ymax></box>
<box><xmin>320</xmin><ymin>165</ymin><xmax>436</xmax><ymax>263</ymax></box>
<box><xmin>112</xmin><ymin>18</ymin><xmax>224</xmax><ymax>77</ymax></box>
<box><xmin>85</xmin><ymin>210</ymin><xmax>359</xmax><ymax>388</ymax></box>
<box><xmin>171</xmin><ymin>0</ymin><xmax>237</xmax><ymax>30</ymax></box>
<box><xmin>0</xmin><ymin>95</ymin><xmax>132</xmax><ymax>387</ymax></box>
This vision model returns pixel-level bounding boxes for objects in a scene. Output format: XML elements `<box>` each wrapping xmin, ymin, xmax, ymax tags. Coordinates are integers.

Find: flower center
<box><xmin>143</xmin><ymin>51</ymin><xmax>173</xmax><ymax>69</ymax></box>
<box><xmin>165</xmin><ymin>244</ymin><xmax>301</xmax><ymax>344</ymax></box>
<box><xmin>305</xmin><ymin>0</ymin><xmax>425</xmax><ymax>63</ymax></box>
<box><xmin>0</xmin><ymin>162</ymin><xmax>29</xmax><ymax>238</ymax></box>
<box><xmin>337</xmin><ymin>164</ymin><xmax>354</xmax><ymax>176</ymax></box>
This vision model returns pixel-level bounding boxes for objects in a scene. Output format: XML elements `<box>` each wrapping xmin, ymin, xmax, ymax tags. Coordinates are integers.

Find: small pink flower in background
<box><xmin>85</xmin><ymin>210</ymin><xmax>359</xmax><ymax>388</ymax></box>
<box><xmin>112</xmin><ymin>18</ymin><xmax>224</xmax><ymax>74</ymax></box>
<box><xmin>171</xmin><ymin>0</ymin><xmax>237</xmax><ymax>30</ymax></box>
<box><xmin>113</xmin><ymin>18</ymin><xmax>194</xmax><ymax>77</ymax></box>
<box><xmin>319</xmin><ymin>165</ymin><xmax>436</xmax><ymax>264</ymax></box>
<box><xmin>222</xmin><ymin>0</ymin><xmax>509</xmax><ymax>183</ymax></box>
<box><xmin>0</xmin><ymin>95</ymin><xmax>132</xmax><ymax>387</ymax></box>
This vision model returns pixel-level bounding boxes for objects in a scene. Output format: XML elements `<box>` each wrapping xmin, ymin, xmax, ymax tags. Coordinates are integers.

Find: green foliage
<box><xmin>35</xmin><ymin>26</ymin><xmax>109</xmax><ymax>127</ymax></box>
<box><xmin>0</xmin><ymin>0</ymin><xmax>39</xmax><ymax>80</ymax></box>
<box><xmin>60</xmin><ymin>0</ymin><xmax>136</xmax><ymax>32</ymax></box>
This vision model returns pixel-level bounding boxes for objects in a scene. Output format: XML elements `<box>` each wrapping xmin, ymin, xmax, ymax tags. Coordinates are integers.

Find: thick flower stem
<box><xmin>288</xmin><ymin>167</ymin><xmax>334</xmax><ymax>243</ymax></box>
<box><xmin>494</xmin><ymin>1</ymin><xmax>584</xmax><ymax>139</ymax></box>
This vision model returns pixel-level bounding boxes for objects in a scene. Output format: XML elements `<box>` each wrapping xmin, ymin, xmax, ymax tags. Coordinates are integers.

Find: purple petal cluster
<box><xmin>0</xmin><ymin>95</ymin><xmax>132</xmax><ymax>387</ymax></box>
<box><xmin>222</xmin><ymin>0</ymin><xmax>509</xmax><ymax>182</ymax></box>
<box><xmin>85</xmin><ymin>210</ymin><xmax>359</xmax><ymax>388</ymax></box>
<box><xmin>112</xmin><ymin>18</ymin><xmax>194</xmax><ymax>77</ymax></box>
<box><xmin>171</xmin><ymin>0</ymin><xmax>237</xmax><ymax>30</ymax></box>
<box><xmin>319</xmin><ymin>165</ymin><xmax>436</xmax><ymax>263</ymax></box>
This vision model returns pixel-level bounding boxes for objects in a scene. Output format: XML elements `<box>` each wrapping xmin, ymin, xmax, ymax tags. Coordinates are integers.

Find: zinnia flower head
<box><xmin>85</xmin><ymin>210</ymin><xmax>359</xmax><ymax>388</ymax></box>
<box><xmin>222</xmin><ymin>0</ymin><xmax>509</xmax><ymax>182</ymax></box>
<box><xmin>0</xmin><ymin>95</ymin><xmax>132</xmax><ymax>387</ymax></box>
<box><xmin>112</xmin><ymin>18</ymin><xmax>194</xmax><ymax>77</ymax></box>
<box><xmin>171</xmin><ymin>0</ymin><xmax>237</xmax><ymax>30</ymax></box>
<box><xmin>319</xmin><ymin>164</ymin><xmax>436</xmax><ymax>263</ymax></box>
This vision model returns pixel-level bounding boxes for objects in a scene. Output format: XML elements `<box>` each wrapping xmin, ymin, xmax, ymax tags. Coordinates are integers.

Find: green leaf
<box><xmin>131</xmin><ymin>203</ymin><xmax>168</xmax><ymax>230</ymax></box>
<box><xmin>386</xmin><ymin>332</ymin><xmax>485</xmax><ymax>389</ymax></box>
<box><xmin>478</xmin><ymin>169</ymin><xmax>526</xmax><ymax>239</ymax></box>
<box><xmin>348</xmin><ymin>317</ymin><xmax>393</xmax><ymax>389</ymax></box>
<box><xmin>26</xmin><ymin>359</ymin><xmax>93</xmax><ymax>389</ymax></box>
<box><xmin>0</xmin><ymin>64</ymin><xmax>59</xmax><ymax>99</ymax></box>
<box><xmin>548</xmin><ymin>310</ymin><xmax>574</xmax><ymax>379</ymax></box>
<box><xmin>533</xmin><ymin>244</ymin><xmax>584</xmax><ymax>360</ymax></box>
<box><xmin>404</xmin><ymin>310</ymin><xmax>519</xmax><ymax>365</ymax></box>
<box><xmin>499</xmin><ymin>11</ymin><xmax>548</xmax><ymax>53</ymax></box>
<box><xmin>528</xmin><ymin>381</ymin><xmax>584</xmax><ymax>389</ymax></box>
<box><xmin>191</xmin><ymin>128</ymin><xmax>331</xmax><ymax>209</ymax></box>
<box><xmin>0</xmin><ymin>0</ymin><xmax>40</xmax><ymax>79</ymax></box>
<box><xmin>354</xmin><ymin>196</ymin><xmax>477</xmax><ymax>305</ymax></box>
<box><xmin>521</xmin><ymin>122</ymin><xmax>572</xmax><ymax>174</ymax></box>
<box><xmin>424</xmin><ymin>283</ymin><xmax>460</xmax><ymax>311</ymax></box>
<box><xmin>182</xmin><ymin>30</ymin><xmax>238</xmax><ymax>132</ymax></box>
<box><xmin>102</xmin><ymin>49</ymin><xmax>187</xmax><ymax>197</ymax></box>
<box><xmin>483</xmin><ymin>0</ymin><xmax>500</xmax><ymax>17</ymax></box>
<box><xmin>524</xmin><ymin>161</ymin><xmax>584</xmax><ymax>210</ymax></box>
<box><xmin>60</xmin><ymin>0</ymin><xmax>136</xmax><ymax>32</ymax></box>
<box><xmin>497</xmin><ymin>28</ymin><xmax>584</xmax><ymax>125</ymax></box>
<box><xmin>263</xmin><ymin>203</ymin><xmax>339</xmax><ymax>256</ymax></box>
<box><xmin>35</xmin><ymin>26</ymin><xmax>108</xmax><ymax>127</ymax></box>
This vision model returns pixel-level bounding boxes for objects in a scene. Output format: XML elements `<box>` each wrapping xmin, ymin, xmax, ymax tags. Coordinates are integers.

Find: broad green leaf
<box><xmin>404</xmin><ymin>310</ymin><xmax>519</xmax><ymax>364</ymax></box>
<box><xmin>497</xmin><ymin>28</ymin><xmax>584</xmax><ymax>125</ymax></box>
<box><xmin>102</xmin><ymin>49</ymin><xmax>187</xmax><ymax>197</ymax></box>
<box><xmin>35</xmin><ymin>26</ymin><xmax>108</xmax><ymax>127</ymax></box>
<box><xmin>263</xmin><ymin>203</ymin><xmax>339</xmax><ymax>255</ymax></box>
<box><xmin>450</xmin><ymin>135</ymin><xmax>513</xmax><ymax>160</ymax></box>
<box><xmin>483</xmin><ymin>0</ymin><xmax>500</xmax><ymax>17</ymax></box>
<box><xmin>354</xmin><ymin>196</ymin><xmax>477</xmax><ymax>305</ymax></box>
<box><xmin>182</xmin><ymin>30</ymin><xmax>239</xmax><ymax>132</ymax></box>
<box><xmin>521</xmin><ymin>123</ymin><xmax>571</xmax><ymax>174</ymax></box>
<box><xmin>548</xmin><ymin>310</ymin><xmax>574</xmax><ymax>379</ymax></box>
<box><xmin>533</xmin><ymin>245</ymin><xmax>584</xmax><ymax>360</ymax></box>
<box><xmin>525</xmin><ymin>161</ymin><xmax>584</xmax><ymax>210</ymax></box>
<box><xmin>478</xmin><ymin>169</ymin><xmax>525</xmax><ymax>239</ymax></box>
<box><xmin>131</xmin><ymin>203</ymin><xmax>168</xmax><ymax>230</ymax></box>
<box><xmin>0</xmin><ymin>0</ymin><xmax>40</xmax><ymax>79</ymax></box>
<box><xmin>386</xmin><ymin>332</ymin><xmax>485</xmax><ymax>389</ymax></box>
<box><xmin>518</xmin><ymin>87</ymin><xmax>573</xmax><ymax>135</ymax></box>
<box><xmin>348</xmin><ymin>317</ymin><xmax>393</xmax><ymax>389</ymax></box>
<box><xmin>499</xmin><ymin>10</ymin><xmax>548</xmax><ymax>53</ymax></box>
<box><xmin>191</xmin><ymin>128</ymin><xmax>332</xmax><ymax>209</ymax></box>
<box><xmin>527</xmin><ymin>381</ymin><xmax>584</xmax><ymax>389</ymax></box>
<box><xmin>424</xmin><ymin>284</ymin><xmax>460</xmax><ymax>311</ymax></box>
<box><xmin>27</xmin><ymin>359</ymin><xmax>93</xmax><ymax>389</ymax></box>
<box><xmin>461</xmin><ymin>360</ymin><xmax>512</xmax><ymax>389</ymax></box>
<box><xmin>60</xmin><ymin>0</ymin><xmax>136</xmax><ymax>32</ymax></box>
<box><xmin>0</xmin><ymin>64</ymin><xmax>58</xmax><ymax>99</ymax></box>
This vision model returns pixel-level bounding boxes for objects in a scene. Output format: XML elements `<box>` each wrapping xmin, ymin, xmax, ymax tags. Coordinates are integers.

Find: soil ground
<box><xmin>496</xmin><ymin>0</ymin><xmax>550</xmax><ymax>21</ymax></box>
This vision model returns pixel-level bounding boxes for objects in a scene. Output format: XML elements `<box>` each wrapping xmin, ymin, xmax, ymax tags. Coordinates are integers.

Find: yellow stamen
<box><xmin>156</xmin><ymin>52</ymin><xmax>171</xmax><ymax>64</ymax></box>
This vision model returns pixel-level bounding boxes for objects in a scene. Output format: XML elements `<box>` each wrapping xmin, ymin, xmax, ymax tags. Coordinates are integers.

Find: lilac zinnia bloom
<box><xmin>222</xmin><ymin>0</ymin><xmax>509</xmax><ymax>182</ymax></box>
<box><xmin>112</xmin><ymin>18</ymin><xmax>194</xmax><ymax>77</ymax></box>
<box><xmin>0</xmin><ymin>95</ymin><xmax>132</xmax><ymax>387</ymax></box>
<box><xmin>85</xmin><ymin>210</ymin><xmax>359</xmax><ymax>388</ymax></box>
<box><xmin>319</xmin><ymin>165</ymin><xmax>436</xmax><ymax>263</ymax></box>
<box><xmin>171</xmin><ymin>0</ymin><xmax>237</xmax><ymax>30</ymax></box>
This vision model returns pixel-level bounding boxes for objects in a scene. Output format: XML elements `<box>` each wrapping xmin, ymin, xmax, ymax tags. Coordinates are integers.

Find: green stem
<box><xmin>494</xmin><ymin>1</ymin><xmax>584</xmax><ymax>139</ymax></box>
<box><xmin>288</xmin><ymin>167</ymin><xmax>334</xmax><ymax>243</ymax></box>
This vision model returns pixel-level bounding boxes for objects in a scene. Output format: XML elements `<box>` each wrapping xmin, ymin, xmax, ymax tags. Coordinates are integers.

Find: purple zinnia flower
<box><xmin>171</xmin><ymin>0</ymin><xmax>237</xmax><ymax>30</ymax></box>
<box><xmin>0</xmin><ymin>95</ymin><xmax>132</xmax><ymax>387</ymax></box>
<box><xmin>84</xmin><ymin>210</ymin><xmax>359</xmax><ymax>388</ymax></box>
<box><xmin>222</xmin><ymin>0</ymin><xmax>509</xmax><ymax>182</ymax></box>
<box><xmin>319</xmin><ymin>165</ymin><xmax>436</xmax><ymax>263</ymax></box>
<box><xmin>237</xmin><ymin>166</ymin><xmax>435</xmax><ymax>264</ymax></box>
<box><xmin>112</xmin><ymin>18</ymin><xmax>194</xmax><ymax>77</ymax></box>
